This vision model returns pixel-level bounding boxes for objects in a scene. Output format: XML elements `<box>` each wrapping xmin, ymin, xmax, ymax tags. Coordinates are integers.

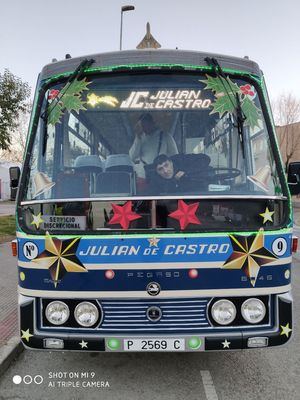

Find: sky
<box><xmin>0</xmin><ymin>0</ymin><xmax>300</xmax><ymax>100</ymax></box>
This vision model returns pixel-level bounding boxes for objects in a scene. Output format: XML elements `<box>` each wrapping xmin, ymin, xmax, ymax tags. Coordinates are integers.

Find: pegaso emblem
<box><xmin>146</xmin><ymin>282</ymin><xmax>161</xmax><ymax>296</ymax></box>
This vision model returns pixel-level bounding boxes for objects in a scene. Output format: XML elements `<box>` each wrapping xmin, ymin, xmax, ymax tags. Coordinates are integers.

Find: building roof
<box><xmin>40</xmin><ymin>49</ymin><xmax>262</xmax><ymax>81</ymax></box>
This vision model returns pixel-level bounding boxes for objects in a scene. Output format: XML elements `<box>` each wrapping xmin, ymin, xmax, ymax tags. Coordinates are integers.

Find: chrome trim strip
<box><xmin>18</xmin><ymin>285</ymin><xmax>291</xmax><ymax>299</ymax></box>
<box><xmin>20</xmin><ymin>194</ymin><xmax>287</xmax><ymax>206</ymax></box>
<box><xmin>18</xmin><ymin>257</ymin><xmax>292</xmax><ymax>270</ymax></box>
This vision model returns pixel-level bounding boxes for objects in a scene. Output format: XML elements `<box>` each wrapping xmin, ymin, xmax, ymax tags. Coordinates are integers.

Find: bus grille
<box><xmin>98</xmin><ymin>298</ymin><xmax>211</xmax><ymax>333</ymax></box>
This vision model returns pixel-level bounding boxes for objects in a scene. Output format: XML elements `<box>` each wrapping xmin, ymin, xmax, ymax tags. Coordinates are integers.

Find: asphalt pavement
<box><xmin>0</xmin><ymin>201</ymin><xmax>15</xmax><ymax>217</ymax></box>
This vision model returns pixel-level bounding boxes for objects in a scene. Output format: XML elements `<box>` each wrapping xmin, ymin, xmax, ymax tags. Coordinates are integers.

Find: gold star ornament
<box><xmin>222</xmin><ymin>231</ymin><xmax>278</xmax><ymax>287</ymax></box>
<box><xmin>148</xmin><ymin>237</ymin><xmax>160</xmax><ymax>247</ymax></box>
<box><xmin>32</xmin><ymin>234</ymin><xmax>87</xmax><ymax>287</ymax></box>
<box><xmin>259</xmin><ymin>207</ymin><xmax>274</xmax><ymax>224</ymax></box>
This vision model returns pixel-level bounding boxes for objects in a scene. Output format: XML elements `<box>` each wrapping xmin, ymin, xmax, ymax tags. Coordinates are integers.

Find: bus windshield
<box><xmin>23</xmin><ymin>73</ymin><xmax>283</xmax><ymax>201</ymax></box>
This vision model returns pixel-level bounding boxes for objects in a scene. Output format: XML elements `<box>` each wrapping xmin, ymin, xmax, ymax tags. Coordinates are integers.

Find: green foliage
<box><xmin>201</xmin><ymin>75</ymin><xmax>240</xmax><ymax>96</ymax></box>
<box><xmin>201</xmin><ymin>74</ymin><xmax>262</xmax><ymax>128</ymax></box>
<box><xmin>242</xmin><ymin>96</ymin><xmax>261</xmax><ymax>129</ymax></box>
<box><xmin>47</xmin><ymin>78</ymin><xmax>90</xmax><ymax>126</ymax></box>
<box><xmin>0</xmin><ymin>69</ymin><xmax>30</xmax><ymax>150</ymax></box>
<box><xmin>201</xmin><ymin>75</ymin><xmax>240</xmax><ymax>117</ymax></box>
<box><xmin>0</xmin><ymin>215</ymin><xmax>16</xmax><ymax>238</ymax></box>
<box><xmin>210</xmin><ymin>95</ymin><xmax>236</xmax><ymax>116</ymax></box>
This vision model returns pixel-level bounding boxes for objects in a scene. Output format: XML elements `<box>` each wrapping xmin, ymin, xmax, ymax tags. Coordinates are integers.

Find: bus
<box><xmin>14</xmin><ymin>49</ymin><xmax>299</xmax><ymax>352</ymax></box>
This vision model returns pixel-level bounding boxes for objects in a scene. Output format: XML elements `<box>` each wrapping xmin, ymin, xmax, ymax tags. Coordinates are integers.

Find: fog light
<box><xmin>43</xmin><ymin>338</ymin><xmax>64</xmax><ymax>349</ymax></box>
<box><xmin>107</xmin><ymin>338</ymin><xmax>121</xmax><ymax>350</ymax></box>
<box><xmin>241</xmin><ymin>298</ymin><xmax>266</xmax><ymax>324</ymax></box>
<box><xmin>211</xmin><ymin>299</ymin><xmax>236</xmax><ymax>325</ymax></box>
<box><xmin>45</xmin><ymin>301</ymin><xmax>70</xmax><ymax>325</ymax></box>
<box><xmin>247</xmin><ymin>337</ymin><xmax>268</xmax><ymax>348</ymax></box>
<box><xmin>188</xmin><ymin>337</ymin><xmax>202</xmax><ymax>350</ymax></box>
<box><xmin>74</xmin><ymin>302</ymin><xmax>99</xmax><ymax>327</ymax></box>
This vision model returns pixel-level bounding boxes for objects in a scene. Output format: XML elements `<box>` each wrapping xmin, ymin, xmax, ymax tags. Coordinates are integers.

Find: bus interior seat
<box><xmin>171</xmin><ymin>153</ymin><xmax>211</xmax><ymax>171</ymax></box>
<box><xmin>55</xmin><ymin>172</ymin><xmax>90</xmax><ymax>198</ymax></box>
<box><xmin>105</xmin><ymin>154</ymin><xmax>134</xmax><ymax>173</ymax></box>
<box><xmin>96</xmin><ymin>171</ymin><xmax>133</xmax><ymax>195</ymax></box>
<box><xmin>74</xmin><ymin>155</ymin><xmax>103</xmax><ymax>173</ymax></box>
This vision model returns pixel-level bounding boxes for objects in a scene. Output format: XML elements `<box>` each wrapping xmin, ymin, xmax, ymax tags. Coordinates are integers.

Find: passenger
<box><xmin>129</xmin><ymin>113</ymin><xmax>178</xmax><ymax>178</ymax></box>
<box><xmin>151</xmin><ymin>154</ymin><xmax>194</xmax><ymax>194</ymax></box>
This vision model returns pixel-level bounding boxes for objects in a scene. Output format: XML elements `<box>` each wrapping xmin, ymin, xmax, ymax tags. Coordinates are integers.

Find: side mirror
<box><xmin>287</xmin><ymin>162</ymin><xmax>300</xmax><ymax>195</ymax></box>
<box><xmin>9</xmin><ymin>166</ymin><xmax>21</xmax><ymax>200</ymax></box>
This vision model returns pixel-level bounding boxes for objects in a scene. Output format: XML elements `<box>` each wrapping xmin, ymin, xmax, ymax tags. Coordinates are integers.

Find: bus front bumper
<box><xmin>19</xmin><ymin>293</ymin><xmax>292</xmax><ymax>352</ymax></box>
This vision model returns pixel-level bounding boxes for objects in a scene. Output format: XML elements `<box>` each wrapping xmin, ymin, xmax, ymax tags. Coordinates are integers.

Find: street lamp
<box><xmin>119</xmin><ymin>5</ymin><xmax>135</xmax><ymax>51</ymax></box>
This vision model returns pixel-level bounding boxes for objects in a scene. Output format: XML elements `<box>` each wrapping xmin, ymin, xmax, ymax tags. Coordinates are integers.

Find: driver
<box><xmin>152</xmin><ymin>154</ymin><xmax>200</xmax><ymax>194</ymax></box>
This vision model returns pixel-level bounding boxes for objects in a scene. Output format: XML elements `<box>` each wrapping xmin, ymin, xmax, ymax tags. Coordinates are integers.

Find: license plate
<box><xmin>123</xmin><ymin>338</ymin><xmax>185</xmax><ymax>351</ymax></box>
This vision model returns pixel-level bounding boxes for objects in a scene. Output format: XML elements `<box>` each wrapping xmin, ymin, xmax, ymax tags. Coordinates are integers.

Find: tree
<box><xmin>0</xmin><ymin>105</ymin><xmax>31</xmax><ymax>162</ymax></box>
<box><xmin>0</xmin><ymin>69</ymin><xmax>30</xmax><ymax>150</ymax></box>
<box><xmin>273</xmin><ymin>93</ymin><xmax>300</xmax><ymax>171</ymax></box>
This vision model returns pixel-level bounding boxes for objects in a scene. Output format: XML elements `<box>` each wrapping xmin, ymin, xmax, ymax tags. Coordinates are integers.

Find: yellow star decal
<box><xmin>32</xmin><ymin>233</ymin><xmax>87</xmax><ymax>287</ymax></box>
<box><xmin>280</xmin><ymin>323</ymin><xmax>292</xmax><ymax>338</ymax></box>
<box><xmin>259</xmin><ymin>207</ymin><xmax>274</xmax><ymax>224</ymax></box>
<box><xmin>87</xmin><ymin>93</ymin><xmax>119</xmax><ymax>107</ymax></box>
<box><xmin>87</xmin><ymin>93</ymin><xmax>99</xmax><ymax>107</ymax></box>
<box><xmin>222</xmin><ymin>231</ymin><xmax>278</xmax><ymax>286</ymax></box>
<box><xmin>148</xmin><ymin>237</ymin><xmax>160</xmax><ymax>247</ymax></box>
<box><xmin>30</xmin><ymin>213</ymin><xmax>44</xmax><ymax>229</ymax></box>
<box><xmin>21</xmin><ymin>329</ymin><xmax>33</xmax><ymax>342</ymax></box>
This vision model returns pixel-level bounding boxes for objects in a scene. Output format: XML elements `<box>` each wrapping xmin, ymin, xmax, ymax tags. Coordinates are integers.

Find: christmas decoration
<box><xmin>32</xmin><ymin>234</ymin><xmax>87</xmax><ymax>287</ymax></box>
<box><xmin>201</xmin><ymin>75</ymin><xmax>262</xmax><ymax>130</ymax></box>
<box><xmin>21</xmin><ymin>328</ymin><xmax>33</xmax><ymax>342</ymax></box>
<box><xmin>148</xmin><ymin>237</ymin><xmax>160</xmax><ymax>247</ymax></box>
<box><xmin>108</xmin><ymin>201</ymin><xmax>142</xmax><ymax>230</ymax></box>
<box><xmin>30</xmin><ymin>212</ymin><xmax>44</xmax><ymax>229</ymax></box>
<box><xmin>222</xmin><ymin>231</ymin><xmax>278</xmax><ymax>286</ymax></box>
<box><xmin>259</xmin><ymin>207</ymin><xmax>274</xmax><ymax>224</ymax></box>
<box><xmin>280</xmin><ymin>323</ymin><xmax>292</xmax><ymax>338</ymax></box>
<box><xmin>47</xmin><ymin>78</ymin><xmax>91</xmax><ymax>126</ymax></box>
<box><xmin>169</xmin><ymin>200</ymin><xmax>201</xmax><ymax>230</ymax></box>
<box><xmin>86</xmin><ymin>93</ymin><xmax>119</xmax><ymax>107</ymax></box>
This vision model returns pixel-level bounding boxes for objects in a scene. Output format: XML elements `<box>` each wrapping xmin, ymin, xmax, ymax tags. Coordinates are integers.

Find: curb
<box><xmin>0</xmin><ymin>336</ymin><xmax>23</xmax><ymax>377</ymax></box>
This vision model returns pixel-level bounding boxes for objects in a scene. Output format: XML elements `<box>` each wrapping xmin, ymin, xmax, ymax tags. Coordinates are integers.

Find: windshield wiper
<box><xmin>41</xmin><ymin>58</ymin><xmax>95</xmax><ymax>156</ymax></box>
<box><xmin>205</xmin><ymin>57</ymin><xmax>246</xmax><ymax>158</ymax></box>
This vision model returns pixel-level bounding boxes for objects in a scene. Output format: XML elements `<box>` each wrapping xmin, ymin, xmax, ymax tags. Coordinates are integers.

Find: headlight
<box><xmin>45</xmin><ymin>301</ymin><xmax>70</xmax><ymax>325</ymax></box>
<box><xmin>241</xmin><ymin>298</ymin><xmax>266</xmax><ymax>324</ymax></box>
<box><xmin>211</xmin><ymin>299</ymin><xmax>236</xmax><ymax>325</ymax></box>
<box><xmin>74</xmin><ymin>302</ymin><xmax>99</xmax><ymax>327</ymax></box>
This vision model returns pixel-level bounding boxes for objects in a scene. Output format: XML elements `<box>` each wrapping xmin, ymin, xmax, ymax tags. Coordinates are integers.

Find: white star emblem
<box><xmin>148</xmin><ymin>237</ymin><xmax>160</xmax><ymax>247</ymax></box>
<box><xmin>222</xmin><ymin>339</ymin><xmax>231</xmax><ymax>348</ymax></box>
<box><xmin>79</xmin><ymin>340</ymin><xmax>88</xmax><ymax>349</ymax></box>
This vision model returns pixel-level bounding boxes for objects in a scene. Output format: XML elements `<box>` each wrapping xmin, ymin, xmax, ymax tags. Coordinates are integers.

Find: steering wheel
<box><xmin>212</xmin><ymin>167</ymin><xmax>241</xmax><ymax>182</ymax></box>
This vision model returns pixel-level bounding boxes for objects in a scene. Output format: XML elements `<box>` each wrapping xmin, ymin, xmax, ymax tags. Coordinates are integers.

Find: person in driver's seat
<box><xmin>152</xmin><ymin>154</ymin><xmax>193</xmax><ymax>193</ymax></box>
<box><xmin>152</xmin><ymin>154</ymin><xmax>210</xmax><ymax>194</ymax></box>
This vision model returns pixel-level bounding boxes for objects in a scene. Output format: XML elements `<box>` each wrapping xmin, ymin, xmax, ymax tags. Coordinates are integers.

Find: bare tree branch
<box><xmin>273</xmin><ymin>93</ymin><xmax>300</xmax><ymax>171</ymax></box>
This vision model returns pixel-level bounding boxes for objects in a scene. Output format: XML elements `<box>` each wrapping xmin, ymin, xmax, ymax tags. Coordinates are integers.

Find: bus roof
<box><xmin>40</xmin><ymin>49</ymin><xmax>262</xmax><ymax>81</ymax></box>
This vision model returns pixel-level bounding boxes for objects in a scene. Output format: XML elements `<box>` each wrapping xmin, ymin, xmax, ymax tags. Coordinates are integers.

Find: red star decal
<box><xmin>108</xmin><ymin>201</ymin><xmax>142</xmax><ymax>230</ymax></box>
<box><xmin>168</xmin><ymin>200</ymin><xmax>201</xmax><ymax>230</ymax></box>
